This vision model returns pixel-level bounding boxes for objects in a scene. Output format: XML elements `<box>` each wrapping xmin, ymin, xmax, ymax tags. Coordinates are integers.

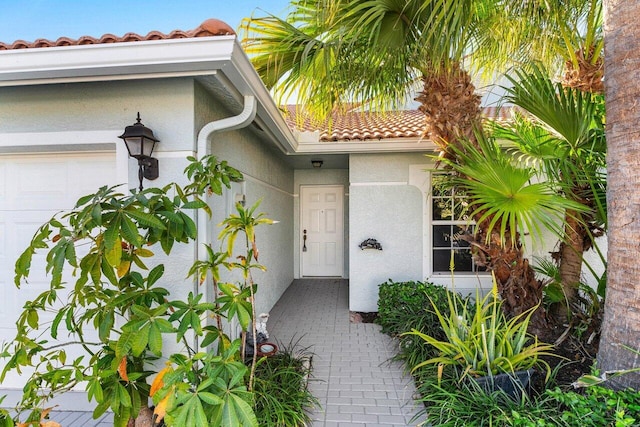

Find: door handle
<box><xmin>302</xmin><ymin>229</ymin><xmax>307</xmax><ymax>252</ymax></box>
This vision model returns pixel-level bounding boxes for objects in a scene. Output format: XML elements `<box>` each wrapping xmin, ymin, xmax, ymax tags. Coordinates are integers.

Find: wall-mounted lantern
<box><xmin>118</xmin><ymin>112</ymin><xmax>159</xmax><ymax>191</ymax></box>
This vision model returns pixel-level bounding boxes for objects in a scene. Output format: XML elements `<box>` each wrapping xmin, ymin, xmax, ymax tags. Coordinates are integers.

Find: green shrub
<box><xmin>420</xmin><ymin>379</ymin><xmax>640</xmax><ymax>427</ymax></box>
<box><xmin>376</xmin><ymin>280</ymin><xmax>451</xmax><ymax>336</ymax></box>
<box><xmin>252</xmin><ymin>340</ymin><xmax>319</xmax><ymax>426</ymax></box>
<box><xmin>376</xmin><ymin>280</ymin><xmax>456</xmax><ymax>369</ymax></box>
<box><xmin>545</xmin><ymin>386</ymin><xmax>640</xmax><ymax>426</ymax></box>
<box><xmin>417</xmin><ymin>375</ymin><xmax>563</xmax><ymax>427</ymax></box>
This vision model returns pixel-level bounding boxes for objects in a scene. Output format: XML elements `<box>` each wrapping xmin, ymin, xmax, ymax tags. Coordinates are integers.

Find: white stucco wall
<box><xmin>349</xmin><ymin>153</ymin><xmax>426</xmax><ymax>312</ymax></box>
<box><xmin>293</xmin><ymin>169</ymin><xmax>350</xmax><ymax>279</ymax></box>
<box><xmin>0</xmin><ymin>79</ymin><xmax>199</xmax><ymax>296</ymax></box>
<box><xmin>200</xmin><ymin>88</ymin><xmax>295</xmax><ymax>316</ymax></box>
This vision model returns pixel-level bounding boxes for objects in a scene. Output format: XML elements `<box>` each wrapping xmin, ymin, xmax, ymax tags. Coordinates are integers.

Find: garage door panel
<box><xmin>10</xmin><ymin>161</ymin><xmax>70</xmax><ymax>210</ymax></box>
<box><xmin>0</xmin><ymin>152</ymin><xmax>117</xmax><ymax>390</ymax></box>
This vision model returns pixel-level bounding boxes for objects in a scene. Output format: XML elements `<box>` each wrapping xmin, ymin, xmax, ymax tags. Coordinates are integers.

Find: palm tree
<box><xmin>241</xmin><ymin>0</ymin><xmax>485</xmax><ymax>152</ymax></box>
<box><xmin>436</xmin><ymin>133</ymin><xmax>585</xmax><ymax>328</ymax></box>
<box><xmin>597</xmin><ymin>0</ymin><xmax>640</xmax><ymax>390</ymax></box>
<box><xmin>493</xmin><ymin>67</ymin><xmax>607</xmax><ymax>321</ymax></box>
<box><xmin>240</xmin><ymin>0</ymin><xmax>554</xmax><ymax>331</ymax></box>
<box><xmin>476</xmin><ymin>0</ymin><xmax>604</xmax><ymax>92</ymax></box>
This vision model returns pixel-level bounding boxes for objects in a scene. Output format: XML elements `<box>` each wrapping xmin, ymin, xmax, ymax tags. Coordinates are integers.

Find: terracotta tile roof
<box><xmin>284</xmin><ymin>105</ymin><xmax>515</xmax><ymax>142</ymax></box>
<box><xmin>0</xmin><ymin>18</ymin><xmax>235</xmax><ymax>51</ymax></box>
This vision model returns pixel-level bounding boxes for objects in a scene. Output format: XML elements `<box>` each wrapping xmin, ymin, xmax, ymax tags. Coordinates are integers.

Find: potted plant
<box><xmin>404</xmin><ymin>275</ymin><xmax>555</xmax><ymax>398</ymax></box>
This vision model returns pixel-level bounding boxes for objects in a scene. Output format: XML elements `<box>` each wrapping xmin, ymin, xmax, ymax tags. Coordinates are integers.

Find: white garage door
<box><xmin>0</xmin><ymin>152</ymin><xmax>119</xmax><ymax>390</ymax></box>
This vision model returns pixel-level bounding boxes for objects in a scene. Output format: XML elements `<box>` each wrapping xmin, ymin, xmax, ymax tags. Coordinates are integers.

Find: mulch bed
<box><xmin>349</xmin><ymin>311</ymin><xmax>378</xmax><ymax>323</ymax></box>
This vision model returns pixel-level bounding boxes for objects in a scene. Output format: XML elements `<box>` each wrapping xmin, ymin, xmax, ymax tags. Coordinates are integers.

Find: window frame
<box><xmin>429</xmin><ymin>171</ymin><xmax>487</xmax><ymax>276</ymax></box>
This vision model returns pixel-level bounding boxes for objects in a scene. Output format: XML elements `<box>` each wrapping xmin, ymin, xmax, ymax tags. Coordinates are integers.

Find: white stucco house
<box><xmin>0</xmin><ymin>18</ymin><xmax>555</xmax><ymax>399</ymax></box>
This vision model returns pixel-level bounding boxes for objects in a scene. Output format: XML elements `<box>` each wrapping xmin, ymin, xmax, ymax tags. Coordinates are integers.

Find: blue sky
<box><xmin>0</xmin><ymin>0</ymin><xmax>290</xmax><ymax>43</ymax></box>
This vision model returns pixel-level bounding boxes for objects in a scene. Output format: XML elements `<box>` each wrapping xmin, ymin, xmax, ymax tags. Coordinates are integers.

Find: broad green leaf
<box><xmin>135</xmin><ymin>248</ymin><xmax>154</xmax><ymax>258</ymax></box>
<box><xmin>222</xmin><ymin>393</ymin><xmax>258</xmax><ymax>427</ymax></box>
<box><xmin>75</xmin><ymin>193</ymin><xmax>95</xmax><ymax>207</ymax></box>
<box><xmin>99</xmin><ymin>311</ymin><xmax>114</xmax><ymax>342</ymax></box>
<box><xmin>198</xmin><ymin>391</ymin><xmax>223</xmax><ymax>406</ymax></box>
<box><xmin>132</xmin><ymin>324</ymin><xmax>151</xmax><ymax>356</ymax></box>
<box><xmin>116</xmin><ymin>330</ymin><xmax>135</xmax><ymax>358</ymax></box>
<box><xmin>125</xmin><ymin>210</ymin><xmax>166</xmax><ymax>229</ymax></box>
<box><xmin>51</xmin><ymin>307</ymin><xmax>68</xmax><ymax>339</ymax></box>
<box><xmin>147</xmin><ymin>264</ymin><xmax>165</xmax><ymax>287</ymax></box>
<box><xmin>181</xmin><ymin>200</ymin><xmax>207</xmax><ymax>210</ymax></box>
<box><xmin>91</xmin><ymin>203</ymin><xmax>103</xmax><ymax>226</ymax></box>
<box><xmin>148</xmin><ymin>324</ymin><xmax>162</xmax><ymax>356</ymax></box>
<box><xmin>120</xmin><ymin>215</ymin><xmax>142</xmax><ymax>247</ymax></box>
<box><xmin>26</xmin><ymin>309</ymin><xmax>39</xmax><ymax>329</ymax></box>
<box><xmin>181</xmin><ymin>213</ymin><xmax>197</xmax><ymax>239</ymax></box>
<box><xmin>101</xmin><ymin>256</ymin><xmax>119</xmax><ymax>285</ymax></box>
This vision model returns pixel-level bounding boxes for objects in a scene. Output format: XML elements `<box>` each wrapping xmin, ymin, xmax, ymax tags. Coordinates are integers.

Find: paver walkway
<box><xmin>35</xmin><ymin>279</ymin><xmax>424</xmax><ymax>426</ymax></box>
<box><xmin>268</xmin><ymin>279</ymin><xmax>423</xmax><ymax>426</ymax></box>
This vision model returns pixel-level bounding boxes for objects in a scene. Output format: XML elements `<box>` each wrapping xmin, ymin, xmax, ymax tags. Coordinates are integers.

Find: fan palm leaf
<box><xmin>439</xmin><ymin>133</ymin><xmax>586</xmax><ymax>247</ymax></box>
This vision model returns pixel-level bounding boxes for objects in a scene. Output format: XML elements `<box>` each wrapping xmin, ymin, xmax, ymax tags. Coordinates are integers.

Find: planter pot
<box><xmin>473</xmin><ymin>369</ymin><xmax>534</xmax><ymax>399</ymax></box>
<box><xmin>256</xmin><ymin>342</ymin><xmax>278</xmax><ymax>357</ymax></box>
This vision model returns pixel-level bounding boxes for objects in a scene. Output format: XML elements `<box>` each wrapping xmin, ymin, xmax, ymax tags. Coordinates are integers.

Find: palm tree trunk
<box><xmin>555</xmin><ymin>211</ymin><xmax>586</xmax><ymax>320</ymax></box>
<box><xmin>419</xmin><ymin>63</ymin><xmax>549</xmax><ymax>336</ymax></box>
<box><xmin>597</xmin><ymin>0</ymin><xmax>640</xmax><ymax>389</ymax></box>
<box><xmin>475</xmin><ymin>225</ymin><xmax>548</xmax><ymax>337</ymax></box>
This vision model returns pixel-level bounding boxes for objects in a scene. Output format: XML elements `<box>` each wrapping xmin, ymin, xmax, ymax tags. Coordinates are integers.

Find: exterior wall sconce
<box><xmin>118</xmin><ymin>112</ymin><xmax>159</xmax><ymax>191</ymax></box>
<box><xmin>311</xmin><ymin>159</ymin><xmax>323</xmax><ymax>168</ymax></box>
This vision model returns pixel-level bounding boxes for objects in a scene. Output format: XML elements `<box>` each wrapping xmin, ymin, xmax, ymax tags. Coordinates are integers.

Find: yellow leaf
<box><xmin>117</xmin><ymin>356</ymin><xmax>129</xmax><ymax>383</ymax></box>
<box><xmin>40</xmin><ymin>422</ymin><xmax>61</xmax><ymax>427</ymax></box>
<box><xmin>153</xmin><ymin>392</ymin><xmax>171</xmax><ymax>424</ymax></box>
<box><xmin>135</xmin><ymin>248</ymin><xmax>154</xmax><ymax>258</ymax></box>
<box><xmin>116</xmin><ymin>260</ymin><xmax>131</xmax><ymax>278</ymax></box>
<box><xmin>150</xmin><ymin>366</ymin><xmax>171</xmax><ymax>397</ymax></box>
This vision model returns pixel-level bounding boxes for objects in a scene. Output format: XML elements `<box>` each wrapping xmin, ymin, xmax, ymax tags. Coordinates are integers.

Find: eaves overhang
<box><xmin>294</xmin><ymin>138</ymin><xmax>437</xmax><ymax>154</ymax></box>
<box><xmin>0</xmin><ymin>35</ymin><xmax>300</xmax><ymax>153</ymax></box>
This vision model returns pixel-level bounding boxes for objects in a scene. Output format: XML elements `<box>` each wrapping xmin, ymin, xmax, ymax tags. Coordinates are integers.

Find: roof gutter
<box><xmin>195</xmin><ymin>94</ymin><xmax>257</xmax><ymax>302</ymax></box>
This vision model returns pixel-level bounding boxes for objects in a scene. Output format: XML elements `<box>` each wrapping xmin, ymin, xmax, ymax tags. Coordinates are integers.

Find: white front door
<box><xmin>300</xmin><ymin>185</ymin><xmax>344</xmax><ymax>277</ymax></box>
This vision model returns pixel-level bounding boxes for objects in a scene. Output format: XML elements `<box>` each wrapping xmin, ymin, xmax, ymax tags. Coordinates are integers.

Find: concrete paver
<box><xmin>268</xmin><ymin>279</ymin><xmax>424</xmax><ymax>426</ymax></box>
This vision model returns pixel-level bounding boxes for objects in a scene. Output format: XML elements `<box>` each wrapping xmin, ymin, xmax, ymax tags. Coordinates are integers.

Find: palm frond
<box><xmin>503</xmin><ymin>66</ymin><xmax>605</xmax><ymax>148</ymax></box>
<box><xmin>438</xmin><ymin>132</ymin><xmax>587</xmax><ymax>247</ymax></box>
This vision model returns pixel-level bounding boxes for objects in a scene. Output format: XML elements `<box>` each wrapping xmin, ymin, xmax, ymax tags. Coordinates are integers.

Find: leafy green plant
<box><xmin>416</xmin><ymin>365</ymin><xmax>640</xmax><ymax>427</ymax></box>
<box><xmin>545</xmin><ymin>386</ymin><xmax>640</xmax><ymax>427</ymax></box>
<box><xmin>376</xmin><ymin>280</ymin><xmax>464</xmax><ymax>371</ymax></box>
<box><xmin>535</xmin><ymin>256</ymin><xmax>602</xmax><ymax>342</ymax></box>
<box><xmin>417</xmin><ymin>374</ymin><xmax>562</xmax><ymax>427</ymax></box>
<box><xmin>252</xmin><ymin>338</ymin><xmax>319</xmax><ymax>427</ymax></box>
<box><xmin>405</xmin><ymin>277</ymin><xmax>555</xmax><ymax>381</ymax></box>
<box><xmin>376</xmin><ymin>280</ymin><xmax>451</xmax><ymax>337</ymax></box>
<box><xmin>0</xmin><ymin>155</ymin><xmax>276</xmax><ymax>427</ymax></box>
<box><xmin>0</xmin><ymin>396</ymin><xmax>13</xmax><ymax>427</ymax></box>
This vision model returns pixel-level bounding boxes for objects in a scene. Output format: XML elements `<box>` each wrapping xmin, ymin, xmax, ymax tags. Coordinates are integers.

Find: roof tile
<box><xmin>0</xmin><ymin>18</ymin><xmax>235</xmax><ymax>51</ymax></box>
<box><xmin>285</xmin><ymin>105</ymin><xmax>515</xmax><ymax>142</ymax></box>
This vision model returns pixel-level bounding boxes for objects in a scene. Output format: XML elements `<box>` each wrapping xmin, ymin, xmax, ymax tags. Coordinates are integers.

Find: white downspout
<box><xmin>195</xmin><ymin>95</ymin><xmax>257</xmax><ymax>302</ymax></box>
